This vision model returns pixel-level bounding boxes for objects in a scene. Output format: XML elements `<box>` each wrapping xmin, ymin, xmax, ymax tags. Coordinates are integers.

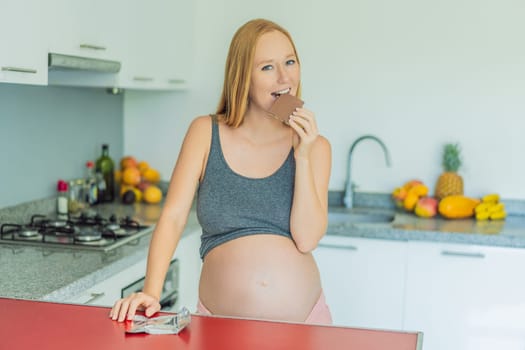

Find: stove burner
<box><xmin>19</xmin><ymin>227</ymin><xmax>39</xmax><ymax>238</ymax></box>
<box><xmin>102</xmin><ymin>215</ymin><xmax>142</xmax><ymax>237</ymax></box>
<box><xmin>73</xmin><ymin>211</ymin><xmax>106</xmax><ymax>226</ymax></box>
<box><xmin>106</xmin><ymin>223</ymin><xmax>120</xmax><ymax>231</ymax></box>
<box><xmin>45</xmin><ymin>220</ymin><xmax>68</xmax><ymax>228</ymax></box>
<box><xmin>1</xmin><ymin>224</ymin><xmax>43</xmax><ymax>241</ymax></box>
<box><xmin>75</xmin><ymin>227</ymin><xmax>102</xmax><ymax>242</ymax></box>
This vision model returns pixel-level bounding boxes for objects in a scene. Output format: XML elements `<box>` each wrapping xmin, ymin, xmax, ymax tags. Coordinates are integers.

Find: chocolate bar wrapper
<box><xmin>126</xmin><ymin>307</ymin><xmax>191</xmax><ymax>335</ymax></box>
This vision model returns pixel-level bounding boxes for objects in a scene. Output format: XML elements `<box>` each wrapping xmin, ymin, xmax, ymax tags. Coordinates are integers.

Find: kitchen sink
<box><xmin>328</xmin><ymin>210</ymin><xmax>395</xmax><ymax>225</ymax></box>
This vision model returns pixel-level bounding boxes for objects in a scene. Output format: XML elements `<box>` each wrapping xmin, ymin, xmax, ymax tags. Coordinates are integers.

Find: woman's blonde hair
<box><xmin>216</xmin><ymin>18</ymin><xmax>301</xmax><ymax>127</ymax></box>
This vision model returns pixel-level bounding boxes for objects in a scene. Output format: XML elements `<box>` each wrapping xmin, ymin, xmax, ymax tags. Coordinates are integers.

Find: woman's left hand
<box><xmin>288</xmin><ymin>107</ymin><xmax>319</xmax><ymax>158</ymax></box>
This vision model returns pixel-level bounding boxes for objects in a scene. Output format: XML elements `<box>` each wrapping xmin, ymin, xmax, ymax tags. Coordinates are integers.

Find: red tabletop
<box><xmin>0</xmin><ymin>298</ymin><xmax>422</xmax><ymax>350</ymax></box>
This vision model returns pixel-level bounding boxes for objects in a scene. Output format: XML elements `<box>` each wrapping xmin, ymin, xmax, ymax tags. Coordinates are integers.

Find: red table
<box><xmin>1</xmin><ymin>298</ymin><xmax>422</xmax><ymax>350</ymax></box>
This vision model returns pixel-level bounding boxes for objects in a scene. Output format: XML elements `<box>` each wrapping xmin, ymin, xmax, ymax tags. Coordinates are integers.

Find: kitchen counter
<box><xmin>0</xmin><ymin>298</ymin><xmax>423</xmax><ymax>350</ymax></box>
<box><xmin>328</xmin><ymin>206</ymin><xmax>525</xmax><ymax>249</ymax></box>
<box><xmin>0</xmin><ymin>200</ymin><xmax>200</xmax><ymax>301</ymax></box>
<box><xmin>3</xmin><ymin>193</ymin><xmax>525</xmax><ymax>302</ymax></box>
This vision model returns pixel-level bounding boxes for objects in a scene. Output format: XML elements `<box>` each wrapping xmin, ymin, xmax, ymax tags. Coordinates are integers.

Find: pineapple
<box><xmin>435</xmin><ymin>143</ymin><xmax>464</xmax><ymax>200</ymax></box>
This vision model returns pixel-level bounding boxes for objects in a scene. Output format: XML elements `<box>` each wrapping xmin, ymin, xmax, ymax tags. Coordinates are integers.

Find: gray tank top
<box><xmin>196</xmin><ymin>116</ymin><xmax>295</xmax><ymax>259</ymax></box>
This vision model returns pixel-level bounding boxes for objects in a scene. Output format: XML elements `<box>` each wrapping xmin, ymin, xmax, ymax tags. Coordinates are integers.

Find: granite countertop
<box><xmin>0</xmin><ymin>199</ymin><xmax>200</xmax><ymax>301</ymax></box>
<box><xmin>327</xmin><ymin>208</ymin><xmax>525</xmax><ymax>249</ymax></box>
<box><xmin>327</xmin><ymin>192</ymin><xmax>525</xmax><ymax>249</ymax></box>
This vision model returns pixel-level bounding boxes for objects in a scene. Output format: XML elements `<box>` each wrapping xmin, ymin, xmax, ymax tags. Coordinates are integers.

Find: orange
<box><xmin>142</xmin><ymin>168</ymin><xmax>161</xmax><ymax>184</ymax></box>
<box><xmin>138</xmin><ymin>161</ymin><xmax>150</xmax><ymax>174</ymax></box>
<box><xmin>120</xmin><ymin>156</ymin><xmax>138</xmax><ymax>170</ymax></box>
<box><xmin>122</xmin><ymin>167</ymin><xmax>141</xmax><ymax>186</ymax></box>
<box><xmin>143</xmin><ymin>185</ymin><xmax>162</xmax><ymax>204</ymax></box>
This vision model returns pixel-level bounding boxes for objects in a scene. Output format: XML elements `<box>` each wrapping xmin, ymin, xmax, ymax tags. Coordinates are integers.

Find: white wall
<box><xmin>1</xmin><ymin>84</ymin><xmax>123</xmax><ymax>207</ymax></box>
<box><xmin>124</xmin><ymin>0</ymin><xmax>525</xmax><ymax>200</ymax></box>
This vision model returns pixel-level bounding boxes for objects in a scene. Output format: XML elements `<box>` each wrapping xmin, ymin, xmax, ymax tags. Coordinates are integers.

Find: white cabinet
<box><xmin>0</xmin><ymin>0</ymin><xmax>48</xmax><ymax>85</ymax></box>
<box><xmin>313</xmin><ymin>235</ymin><xmax>407</xmax><ymax>329</ymax></box>
<box><xmin>116</xmin><ymin>0</ymin><xmax>192</xmax><ymax>90</ymax></box>
<box><xmin>46</xmin><ymin>0</ymin><xmax>121</xmax><ymax>61</ymax></box>
<box><xmin>45</xmin><ymin>0</ymin><xmax>126</xmax><ymax>88</ymax></box>
<box><xmin>173</xmin><ymin>228</ymin><xmax>202</xmax><ymax>311</ymax></box>
<box><xmin>404</xmin><ymin>241</ymin><xmax>525</xmax><ymax>350</ymax></box>
<box><xmin>65</xmin><ymin>229</ymin><xmax>201</xmax><ymax>310</ymax></box>
<box><xmin>2</xmin><ymin>0</ymin><xmax>192</xmax><ymax>89</ymax></box>
<box><xmin>66</xmin><ymin>259</ymin><xmax>147</xmax><ymax>307</ymax></box>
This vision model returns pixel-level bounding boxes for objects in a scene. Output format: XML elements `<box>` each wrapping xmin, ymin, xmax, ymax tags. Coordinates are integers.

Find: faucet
<box><xmin>343</xmin><ymin>135</ymin><xmax>392</xmax><ymax>208</ymax></box>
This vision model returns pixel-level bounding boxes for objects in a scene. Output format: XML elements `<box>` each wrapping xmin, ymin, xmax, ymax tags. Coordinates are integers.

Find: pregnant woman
<box><xmin>110</xmin><ymin>18</ymin><xmax>332</xmax><ymax>324</ymax></box>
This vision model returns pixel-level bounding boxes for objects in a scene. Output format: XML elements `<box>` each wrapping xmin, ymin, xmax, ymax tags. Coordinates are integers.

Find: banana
<box><xmin>475</xmin><ymin>199</ymin><xmax>506</xmax><ymax>221</ymax></box>
<box><xmin>490</xmin><ymin>210</ymin><xmax>507</xmax><ymax>220</ymax></box>
<box><xmin>488</xmin><ymin>203</ymin><xmax>505</xmax><ymax>214</ymax></box>
<box><xmin>475</xmin><ymin>211</ymin><xmax>490</xmax><ymax>220</ymax></box>
<box><xmin>475</xmin><ymin>202</ymin><xmax>492</xmax><ymax>214</ymax></box>
<box><xmin>482</xmin><ymin>193</ymin><xmax>500</xmax><ymax>203</ymax></box>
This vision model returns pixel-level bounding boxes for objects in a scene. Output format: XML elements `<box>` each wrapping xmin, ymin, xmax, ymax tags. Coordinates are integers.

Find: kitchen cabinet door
<box><xmin>313</xmin><ymin>235</ymin><xmax>407</xmax><ymax>330</ymax></box>
<box><xmin>115</xmin><ymin>0</ymin><xmax>192</xmax><ymax>90</ymax></box>
<box><xmin>0</xmin><ymin>0</ymin><xmax>48</xmax><ymax>85</ymax></box>
<box><xmin>65</xmin><ymin>229</ymin><xmax>201</xmax><ymax>310</ymax></box>
<box><xmin>46</xmin><ymin>0</ymin><xmax>121</xmax><ymax>61</ymax></box>
<box><xmin>66</xmin><ymin>259</ymin><xmax>147</xmax><ymax>307</ymax></box>
<box><xmin>173</xmin><ymin>228</ymin><xmax>202</xmax><ymax>311</ymax></box>
<box><xmin>45</xmin><ymin>0</ymin><xmax>123</xmax><ymax>87</ymax></box>
<box><xmin>404</xmin><ymin>241</ymin><xmax>525</xmax><ymax>350</ymax></box>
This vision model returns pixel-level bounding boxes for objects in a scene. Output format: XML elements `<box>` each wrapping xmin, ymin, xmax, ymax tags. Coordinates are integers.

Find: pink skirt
<box><xmin>196</xmin><ymin>290</ymin><xmax>333</xmax><ymax>325</ymax></box>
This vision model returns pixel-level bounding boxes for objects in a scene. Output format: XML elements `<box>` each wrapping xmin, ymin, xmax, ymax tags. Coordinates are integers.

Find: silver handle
<box><xmin>84</xmin><ymin>292</ymin><xmax>105</xmax><ymax>304</ymax></box>
<box><xmin>441</xmin><ymin>250</ymin><xmax>485</xmax><ymax>259</ymax></box>
<box><xmin>79</xmin><ymin>43</ymin><xmax>106</xmax><ymax>51</ymax></box>
<box><xmin>318</xmin><ymin>243</ymin><xmax>358</xmax><ymax>251</ymax></box>
<box><xmin>133</xmin><ymin>76</ymin><xmax>154</xmax><ymax>82</ymax></box>
<box><xmin>1</xmin><ymin>66</ymin><xmax>37</xmax><ymax>74</ymax></box>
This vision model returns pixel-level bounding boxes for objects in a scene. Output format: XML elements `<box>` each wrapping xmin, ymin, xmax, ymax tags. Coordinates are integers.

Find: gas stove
<box><xmin>0</xmin><ymin>211</ymin><xmax>151</xmax><ymax>252</ymax></box>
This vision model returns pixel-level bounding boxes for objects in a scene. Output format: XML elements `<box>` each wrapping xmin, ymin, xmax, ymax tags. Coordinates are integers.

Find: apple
<box><xmin>136</xmin><ymin>180</ymin><xmax>151</xmax><ymax>192</ymax></box>
<box><xmin>414</xmin><ymin>197</ymin><xmax>438</xmax><ymax>218</ymax></box>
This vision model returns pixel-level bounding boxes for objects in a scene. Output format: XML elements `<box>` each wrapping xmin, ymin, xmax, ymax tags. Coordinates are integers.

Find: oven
<box><xmin>121</xmin><ymin>258</ymin><xmax>179</xmax><ymax>310</ymax></box>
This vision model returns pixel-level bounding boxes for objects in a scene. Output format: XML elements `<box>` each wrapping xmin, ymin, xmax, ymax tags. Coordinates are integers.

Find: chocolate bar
<box><xmin>267</xmin><ymin>94</ymin><xmax>304</xmax><ymax>125</ymax></box>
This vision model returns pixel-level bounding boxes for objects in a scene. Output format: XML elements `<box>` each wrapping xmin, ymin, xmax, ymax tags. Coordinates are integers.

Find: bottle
<box><xmin>95</xmin><ymin>144</ymin><xmax>115</xmax><ymax>202</ymax></box>
<box><xmin>84</xmin><ymin>161</ymin><xmax>99</xmax><ymax>206</ymax></box>
<box><xmin>68</xmin><ymin>179</ymin><xmax>85</xmax><ymax>214</ymax></box>
<box><xmin>56</xmin><ymin>179</ymin><xmax>69</xmax><ymax>216</ymax></box>
<box><xmin>95</xmin><ymin>170</ymin><xmax>107</xmax><ymax>202</ymax></box>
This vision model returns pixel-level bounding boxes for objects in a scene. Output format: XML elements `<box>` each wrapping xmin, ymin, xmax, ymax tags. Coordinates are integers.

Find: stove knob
<box><xmin>109</xmin><ymin>214</ymin><xmax>117</xmax><ymax>223</ymax></box>
<box><xmin>94</xmin><ymin>214</ymin><xmax>103</xmax><ymax>223</ymax></box>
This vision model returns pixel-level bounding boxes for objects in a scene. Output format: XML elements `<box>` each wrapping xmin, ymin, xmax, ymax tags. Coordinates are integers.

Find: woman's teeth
<box><xmin>272</xmin><ymin>88</ymin><xmax>291</xmax><ymax>97</ymax></box>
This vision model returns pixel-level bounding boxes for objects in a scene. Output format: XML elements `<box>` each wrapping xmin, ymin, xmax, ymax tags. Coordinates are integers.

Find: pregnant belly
<box><xmin>199</xmin><ymin>234</ymin><xmax>322</xmax><ymax>322</ymax></box>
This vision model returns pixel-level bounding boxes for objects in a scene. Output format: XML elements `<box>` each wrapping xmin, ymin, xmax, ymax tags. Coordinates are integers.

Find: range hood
<box><xmin>48</xmin><ymin>53</ymin><xmax>121</xmax><ymax>73</ymax></box>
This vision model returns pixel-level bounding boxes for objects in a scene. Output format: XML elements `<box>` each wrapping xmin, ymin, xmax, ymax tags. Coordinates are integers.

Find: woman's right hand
<box><xmin>109</xmin><ymin>292</ymin><xmax>161</xmax><ymax>322</ymax></box>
